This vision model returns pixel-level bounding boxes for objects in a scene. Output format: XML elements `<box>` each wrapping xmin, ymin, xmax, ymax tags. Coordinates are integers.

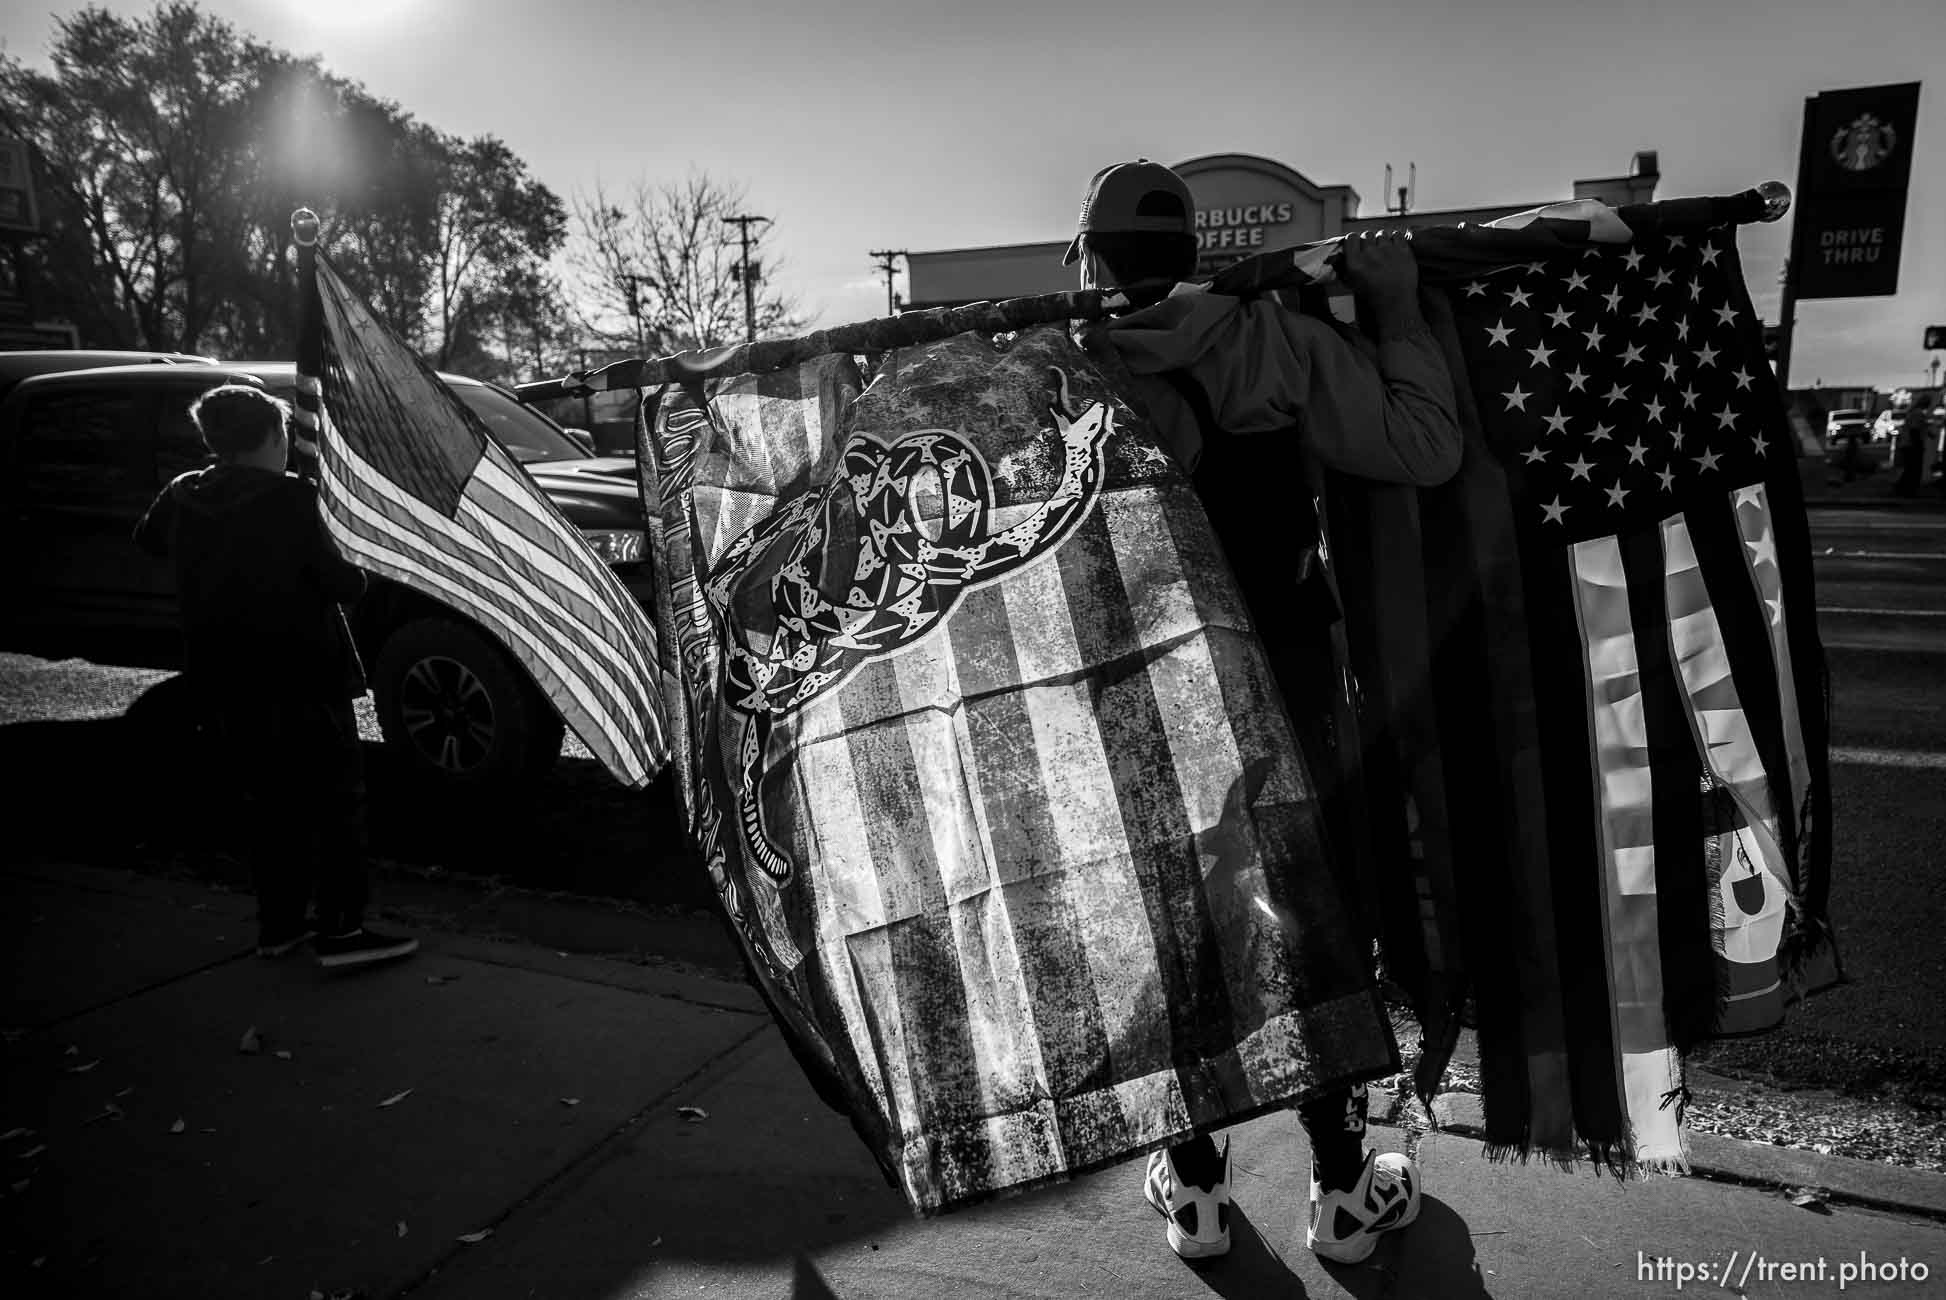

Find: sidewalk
<box><xmin>5</xmin><ymin>863</ymin><xmax>1944</xmax><ymax>1300</ymax></box>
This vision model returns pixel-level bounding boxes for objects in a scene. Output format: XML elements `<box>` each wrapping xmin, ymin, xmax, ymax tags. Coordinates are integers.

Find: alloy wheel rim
<box><xmin>398</xmin><ymin>654</ymin><xmax>496</xmax><ymax>773</ymax></box>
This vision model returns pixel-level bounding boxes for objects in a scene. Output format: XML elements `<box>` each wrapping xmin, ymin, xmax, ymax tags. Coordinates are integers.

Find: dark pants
<box><xmin>1173</xmin><ymin>1084</ymin><xmax>1368</xmax><ymax>1187</ymax></box>
<box><xmin>209</xmin><ymin>692</ymin><xmax>369</xmax><ymax>937</ymax></box>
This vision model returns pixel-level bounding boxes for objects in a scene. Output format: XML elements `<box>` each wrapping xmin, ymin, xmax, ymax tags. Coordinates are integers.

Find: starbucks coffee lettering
<box><xmin>1195</xmin><ymin>201</ymin><xmax>1295</xmax><ymax>251</ymax></box>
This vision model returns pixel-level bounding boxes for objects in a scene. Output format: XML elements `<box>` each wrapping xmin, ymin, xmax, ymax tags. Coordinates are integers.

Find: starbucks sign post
<box><xmin>1776</xmin><ymin>82</ymin><xmax>1923</xmax><ymax>388</ymax></box>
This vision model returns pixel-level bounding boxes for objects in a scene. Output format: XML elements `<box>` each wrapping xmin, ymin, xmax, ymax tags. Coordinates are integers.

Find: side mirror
<box><xmin>562</xmin><ymin>427</ymin><xmax>596</xmax><ymax>455</ymax></box>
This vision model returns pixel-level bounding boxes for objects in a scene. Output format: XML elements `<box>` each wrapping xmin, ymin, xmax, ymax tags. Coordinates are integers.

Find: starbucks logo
<box><xmin>1831</xmin><ymin>113</ymin><xmax>1896</xmax><ymax>172</ymax></box>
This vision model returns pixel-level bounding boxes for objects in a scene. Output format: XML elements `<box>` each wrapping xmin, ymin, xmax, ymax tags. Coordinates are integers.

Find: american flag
<box><xmin>294</xmin><ymin>255</ymin><xmax>668</xmax><ymax>788</ymax></box>
<box><xmin>640</xmin><ymin>330</ymin><xmax>1400</xmax><ymax>1215</ymax></box>
<box><xmin>1272</xmin><ymin>215</ymin><xmax>1836</xmax><ymax>1175</ymax></box>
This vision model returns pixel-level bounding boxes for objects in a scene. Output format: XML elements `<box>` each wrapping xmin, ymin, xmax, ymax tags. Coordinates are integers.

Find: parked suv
<box><xmin>0</xmin><ymin>359</ymin><xmax>652</xmax><ymax>787</ymax></box>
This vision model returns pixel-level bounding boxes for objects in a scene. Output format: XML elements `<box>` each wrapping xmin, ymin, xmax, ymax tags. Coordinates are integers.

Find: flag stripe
<box><xmin>1569</xmin><ymin>533</ymin><xmax>1685</xmax><ymax>1169</ymax></box>
<box><xmin>466</xmin><ymin>455</ymin><xmax>663</xmax><ymax>685</ymax></box>
<box><xmin>321</xmin><ymin>502</ymin><xmax>647</xmax><ymax>786</ymax></box>
<box><xmin>887</xmin><ymin>639</ymin><xmax>1066</xmax><ymax>1190</ymax></box>
<box><xmin>1524</xmin><ymin>542</ymin><xmax>1627</xmax><ymax>1160</ymax></box>
<box><xmin>1617</xmin><ymin>528</ymin><xmax>1717</xmax><ymax>1051</ymax></box>
<box><xmin>1685</xmin><ymin>490</ymin><xmax>1796</xmax><ymax>871</ymax></box>
<box><xmin>1058</xmin><ymin>509</ymin><xmax>1252</xmax><ymax>1124</ymax></box>
<box><xmin>834</xmin><ymin>659</ymin><xmax>996</xmax><ymax>1203</ymax></box>
<box><xmin>945</xmin><ymin>584</ymin><xmax>1134</xmax><ymax>1164</ymax></box>
<box><xmin>1731</xmin><ymin>486</ymin><xmax>1813</xmax><ymax>868</ymax></box>
<box><xmin>997</xmin><ymin>530</ymin><xmax>1192</xmax><ymax>1160</ymax></box>
<box><xmin>317</xmin><ymin>444</ymin><xmax>653</xmax><ymax>766</ymax></box>
<box><xmin>327</xmin><ymin>440</ymin><xmax>655</xmax><ymax>729</ymax></box>
<box><xmin>788</xmin><ymin>691</ymin><xmax>901</xmax><ymax>1124</ymax></box>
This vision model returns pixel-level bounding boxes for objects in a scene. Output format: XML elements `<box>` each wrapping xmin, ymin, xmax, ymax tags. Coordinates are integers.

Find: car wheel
<box><xmin>371</xmin><ymin>616</ymin><xmax>564</xmax><ymax>787</ymax></box>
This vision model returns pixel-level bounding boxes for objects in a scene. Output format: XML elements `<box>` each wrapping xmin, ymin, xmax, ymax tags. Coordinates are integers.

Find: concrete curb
<box><xmin>1373</xmin><ymin>1086</ymin><xmax>1946</xmax><ymax>1222</ymax></box>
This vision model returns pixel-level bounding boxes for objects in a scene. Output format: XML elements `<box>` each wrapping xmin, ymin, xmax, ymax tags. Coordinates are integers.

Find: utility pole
<box><xmin>869</xmin><ymin>249</ymin><xmax>908</xmax><ymax>316</ymax></box>
<box><xmin>723</xmin><ymin>213</ymin><xmax>770</xmax><ymax>343</ymax></box>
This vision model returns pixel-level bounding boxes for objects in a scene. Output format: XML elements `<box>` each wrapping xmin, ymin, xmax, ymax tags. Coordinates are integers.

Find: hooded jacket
<box><xmin>133</xmin><ymin>464</ymin><xmax>366</xmax><ymax>700</ymax></box>
<box><xmin>1079</xmin><ymin>284</ymin><xmax>1460</xmax><ymax>486</ymax></box>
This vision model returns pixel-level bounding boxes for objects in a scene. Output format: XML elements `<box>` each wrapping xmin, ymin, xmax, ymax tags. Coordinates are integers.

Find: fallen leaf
<box><xmin>0</xmin><ymin>1127</ymin><xmax>31</xmax><ymax>1143</ymax></box>
<box><xmin>677</xmin><ymin>1106</ymin><xmax>708</xmax><ymax>1123</ymax></box>
<box><xmin>650</xmin><ymin>1236</ymin><xmax>662</xmax><ymax>1248</ymax></box>
<box><xmin>83</xmin><ymin>1104</ymin><xmax>124</xmax><ymax>1125</ymax></box>
<box><xmin>377</xmin><ymin>1089</ymin><xmax>413</xmax><ymax>1109</ymax></box>
<box><xmin>274</xmin><ymin>1051</ymin><xmax>293</xmax><ymax>1061</ymax></box>
<box><xmin>169</xmin><ymin>1119</ymin><xmax>186</xmax><ymax>1135</ymax></box>
<box><xmin>397</xmin><ymin>1221</ymin><xmax>408</xmax><ymax>1238</ymax></box>
<box><xmin>559</xmin><ymin>1097</ymin><xmax>580</xmax><ymax>1107</ymax></box>
<box><xmin>113</xmin><ymin>1087</ymin><xmax>133</xmax><ymax>1099</ymax></box>
<box><xmin>18</xmin><ymin>1145</ymin><xmax>46</xmax><ymax>1160</ymax></box>
<box><xmin>238</xmin><ymin>1027</ymin><xmax>262</xmax><ymax>1055</ymax></box>
<box><xmin>1787</xmin><ymin>1185</ymin><xmax>1832</xmax><ymax>1213</ymax></box>
<box><xmin>256</xmin><ymin>1255</ymin><xmax>274</xmax><ymax>1265</ymax></box>
<box><xmin>456</xmin><ymin>1229</ymin><xmax>493</xmax><ymax>1243</ymax></box>
<box><xmin>11</xmin><ymin>1180</ymin><xmax>29</xmax><ymax>1194</ymax></box>
<box><xmin>66</xmin><ymin>1059</ymin><xmax>100</xmax><ymax>1074</ymax></box>
<box><xmin>62</xmin><ymin>1045</ymin><xmax>78</xmax><ymax>1057</ymax></box>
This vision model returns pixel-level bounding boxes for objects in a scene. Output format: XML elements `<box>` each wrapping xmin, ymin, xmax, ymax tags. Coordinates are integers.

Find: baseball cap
<box><xmin>1061</xmin><ymin>159</ymin><xmax>1195</xmax><ymax>266</ymax></box>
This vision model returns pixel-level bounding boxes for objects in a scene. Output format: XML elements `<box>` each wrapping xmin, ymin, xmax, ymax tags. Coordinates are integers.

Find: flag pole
<box><xmin>290</xmin><ymin>207</ymin><xmax>325</xmax><ymax>484</ymax></box>
<box><xmin>515</xmin><ymin>183</ymin><xmax>1793</xmax><ymax>405</ymax></box>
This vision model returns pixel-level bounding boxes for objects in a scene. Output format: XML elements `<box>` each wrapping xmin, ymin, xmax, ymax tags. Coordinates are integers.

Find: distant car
<box><xmin>1825</xmin><ymin>409</ymin><xmax>1871</xmax><ymax>445</ymax></box>
<box><xmin>0</xmin><ymin>359</ymin><xmax>652</xmax><ymax>788</ymax></box>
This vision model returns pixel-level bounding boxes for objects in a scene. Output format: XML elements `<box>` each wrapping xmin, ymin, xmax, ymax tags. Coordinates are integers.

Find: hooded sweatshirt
<box><xmin>1079</xmin><ymin>284</ymin><xmax>1460</xmax><ymax>486</ymax></box>
<box><xmin>133</xmin><ymin>464</ymin><xmax>366</xmax><ymax>701</ymax></box>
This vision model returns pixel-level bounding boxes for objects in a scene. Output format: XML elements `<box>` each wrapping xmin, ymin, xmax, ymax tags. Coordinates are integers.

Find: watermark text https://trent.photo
<box><xmin>1637</xmin><ymin>1250</ymin><xmax>1933</xmax><ymax>1290</ymax></box>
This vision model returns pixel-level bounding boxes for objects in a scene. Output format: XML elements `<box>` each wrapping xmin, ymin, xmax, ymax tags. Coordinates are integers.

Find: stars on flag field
<box><xmin>1461</xmin><ymin>232</ymin><xmax>1771</xmax><ymax>530</ymax></box>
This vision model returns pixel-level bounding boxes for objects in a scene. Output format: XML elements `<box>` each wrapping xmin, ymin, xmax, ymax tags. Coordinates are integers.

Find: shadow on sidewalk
<box><xmin>0</xmin><ymin>670</ymin><xmax>714</xmax><ymax>912</ymax></box>
<box><xmin>1326</xmin><ymin>1196</ymin><xmax>1492</xmax><ymax>1298</ymax></box>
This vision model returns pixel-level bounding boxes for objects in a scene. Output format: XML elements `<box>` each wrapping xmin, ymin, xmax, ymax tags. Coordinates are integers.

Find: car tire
<box><xmin>371</xmin><ymin>616</ymin><xmax>564</xmax><ymax>788</ymax></box>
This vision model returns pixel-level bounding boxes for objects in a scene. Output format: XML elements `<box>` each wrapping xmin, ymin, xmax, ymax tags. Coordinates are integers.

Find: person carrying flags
<box><xmin>1064</xmin><ymin>158</ymin><xmax>1461</xmax><ymax>1263</ymax></box>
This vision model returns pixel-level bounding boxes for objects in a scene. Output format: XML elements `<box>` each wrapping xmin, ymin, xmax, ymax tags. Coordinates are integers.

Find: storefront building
<box><xmin>903</xmin><ymin>151</ymin><xmax>1662</xmax><ymax>311</ymax></box>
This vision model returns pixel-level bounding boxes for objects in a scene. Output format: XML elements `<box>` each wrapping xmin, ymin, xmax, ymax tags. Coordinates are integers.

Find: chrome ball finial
<box><xmin>291</xmin><ymin>208</ymin><xmax>321</xmax><ymax>246</ymax></box>
<box><xmin>1755</xmin><ymin>181</ymin><xmax>1791</xmax><ymax>223</ymax></box>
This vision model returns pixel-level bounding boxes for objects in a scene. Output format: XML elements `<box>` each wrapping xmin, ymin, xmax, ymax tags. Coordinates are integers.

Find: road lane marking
<box><xmin>1817</xmin><ymin>550</ymin><xmax>1946</xmax><ymax>561</ymax></box>
<box><xmin>1821</xmin><ymin>607</ymin><xmax>1946</xmax><ymax>617</ymax></box>
<box><xmin>1831</xmin><ymin>746</ymin><xmax>1946</xmax><ymax>770</ymax></box>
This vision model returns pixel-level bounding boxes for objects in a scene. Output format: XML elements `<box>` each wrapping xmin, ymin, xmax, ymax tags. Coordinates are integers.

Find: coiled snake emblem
<box><xmin>704</xmin><ymin>368</ymin><xmax>1114</xmax><ymax>901</ymax></box>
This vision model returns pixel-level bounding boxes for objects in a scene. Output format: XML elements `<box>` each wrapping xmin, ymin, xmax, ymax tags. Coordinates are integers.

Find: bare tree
<box><xmin>568</xmin><ymin>172</ymin><xmax>802</xmax><ymax>355</ymax></box>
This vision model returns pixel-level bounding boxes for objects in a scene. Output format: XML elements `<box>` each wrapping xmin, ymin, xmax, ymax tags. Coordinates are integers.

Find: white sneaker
<box><xmin>1143</xmin><ymin>1140</ymin><xmax>1231</xmax><ymax>1259</ymax></box>
<box><xmin>1306</xmin><ymin>1150</ymin><xmax>1421</xmax><ymax>1263</ymax></box>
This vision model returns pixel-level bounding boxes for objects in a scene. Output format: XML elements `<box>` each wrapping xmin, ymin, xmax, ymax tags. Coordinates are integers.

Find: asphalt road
<box><xmin>2</xmin><ymin>503</ymin><xmax>1942</xmax><ymax>1095</ymax></box>
<box><xmin>1690</xmin><ymin>505</ymin><xmax>1946</xmax><ymax>1097</ymax></box>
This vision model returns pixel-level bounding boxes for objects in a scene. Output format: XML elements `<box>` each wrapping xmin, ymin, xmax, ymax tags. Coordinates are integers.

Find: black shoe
<box><xmin>256</xmin><ymin>925</ymin><xmax>317</xmax><ymax>959</ymax></box>
<box><xmin>314</xmin><ymin>927</ymin><xmax>419</xmax><ymax>969</ymax></box>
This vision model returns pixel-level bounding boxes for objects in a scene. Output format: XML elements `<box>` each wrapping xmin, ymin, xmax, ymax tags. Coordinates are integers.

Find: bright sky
<box><xmin>3</xmin><ymin>0</ymin><xmax>1942</xmax><ymax>389</ymax></box>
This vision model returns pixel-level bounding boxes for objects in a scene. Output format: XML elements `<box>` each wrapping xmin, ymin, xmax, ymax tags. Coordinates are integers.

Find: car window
<box><xmin>17</xmin><ymin>387</ymin><xmax>153</xmax><ymax>511</ymax></box>
<box><xmin>451</xmin><ymin>385</ymin><xmax>589</xmax><ymax>464</ymax></box>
